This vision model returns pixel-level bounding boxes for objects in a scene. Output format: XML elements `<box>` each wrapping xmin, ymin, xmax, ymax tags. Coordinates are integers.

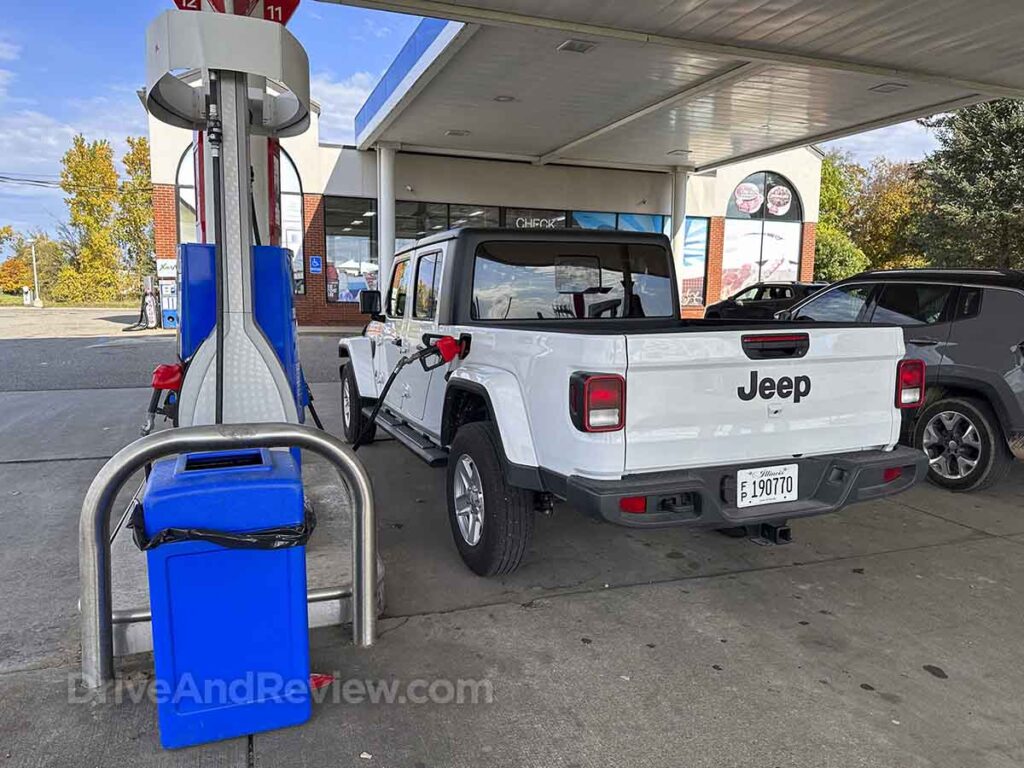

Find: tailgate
<box><xmin>624</xmin><ymin>326</ymin><xmax>904</xmax><ymax>473</ymax></box>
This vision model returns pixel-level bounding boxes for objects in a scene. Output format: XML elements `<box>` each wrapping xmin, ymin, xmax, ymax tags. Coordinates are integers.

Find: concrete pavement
<box><xmin>2</xmin><ymin>325</ymin><xmax>1024</xmax><ymax>767</ymax></box>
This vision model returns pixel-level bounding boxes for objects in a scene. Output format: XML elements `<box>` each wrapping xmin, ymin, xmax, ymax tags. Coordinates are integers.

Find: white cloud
<box><xmin>0</xmin><ymin>69</ymin><xmax>12</xmax><ymax>100</ymax></box>
<box><xmin>824</xmin><ymin>120</ymin><xmax>938</xmax><ymax>165</ymax></box>
<box><xmin>365</xmin><ymin>18</ymin><xmax>392</xmax><ymax>38</ymax></box>
<box><xmin>0</xmin><ymin>38</ymin><xmax>20</xmax><ymax>62</ymax></box>
<box><xmin>0</xmin><ymin>88</ymin><xmax>150</xmax><ymax>234</ymax></box>
<box><xmin>310</xmin><ymin>70</ymin><xmax>378</xmax><ymax>144</ymax></box>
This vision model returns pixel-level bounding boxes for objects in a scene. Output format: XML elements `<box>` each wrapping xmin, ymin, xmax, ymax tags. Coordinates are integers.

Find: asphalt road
<box><xmin>0</xmin><ymin>334</ymin><xmax>344</xmax><ymax>392</ymax></box>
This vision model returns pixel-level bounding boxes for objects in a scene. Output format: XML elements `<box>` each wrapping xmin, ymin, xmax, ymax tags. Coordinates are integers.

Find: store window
<box><xmin>396</xmin><ymin>201</ymin><xmax>448</xmax><ymax>251</ymax></box>
<box><xmin>450</xmin><ymin>204</ymin><xmax>500</xmax><ymax>230</ymax></box>
<box><xmin>570</xmin><ymin>211</ymin><xmax>617</xmax><ymax>230</ymax></box>
<box><xmin>175</xmin><ymin>147</ymin><xmax>198</xmax><ymax>246</ymax></box>
<box><xmin>617</xmin><ymin>213</ymin><xmax>667</xmax><ymax>233</ymax></box>
<box><xmin>679</xmin><ymin>217</ymin><xmax>710</xmax><ymax>308</ymax></box>
<box><xmin>721</xmin><ymin>171</ymin><xmax>803</xmax><ymax>300</ymax></box>
<box><xmin>325</xmin><ymin>196</ymin><xmax>377</xmax><ymax>303</ymax></box>
<box><xmin>505</xmin><ymin>208</ymin><xmax>567</xmax><ymax>229</ymax></box>
<box><xmin>279</xmin><ymin>150</ymin><xmax>305</xmax><ymax>294</ymax></box>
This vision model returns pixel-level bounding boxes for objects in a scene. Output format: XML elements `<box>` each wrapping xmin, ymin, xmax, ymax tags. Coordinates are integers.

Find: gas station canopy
<box><xmin>321</xmin><ymin>0</ymin><xmax>1024</xmax><ymax>172</ymax></box>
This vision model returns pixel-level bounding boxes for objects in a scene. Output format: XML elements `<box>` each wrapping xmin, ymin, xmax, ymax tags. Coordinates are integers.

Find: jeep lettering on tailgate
<box><xmin>737</xmin><ymin>371</ymin><xmax>811</xmax><ymax>403</ymax></box>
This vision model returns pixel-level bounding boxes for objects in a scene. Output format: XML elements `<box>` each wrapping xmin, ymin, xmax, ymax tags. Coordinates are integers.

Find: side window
<box><xmin>733</xmin><ymin>286</ymin><xmax>759</xmax><ymax>303</ymax></box>
<box><xmin>768</xmin><ymin>286</ymin><xmax>793</xmax><ymax>300</ymax></box>
<box><xmin>386</xmin><ymin>259</ymin><xmax>411</xmax><ymax>318</ymax></box>
<box><xmin>413</xmin><ymin>252</ymin><xmax>443</xmax><ymax>320</ymax></box>
<box><xmin>872</xmin><ymin>283</ymin><xmax>955</xmax><ymax>326</ymax></box>
<box><xmin>795</xmin><ymin>283</ymin><xmax>874</xmax><ymax>322</ymax></box>
<box><xmin>956</xmin><ymin>286</ymin><xmax>983</xmax><ymax>320</ymax></box>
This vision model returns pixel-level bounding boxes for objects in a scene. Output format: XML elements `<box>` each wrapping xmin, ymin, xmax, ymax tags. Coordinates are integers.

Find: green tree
<box><xmin>814</xmin><ymin>152</ymin><xmax>868</xmax><ymax>281</ymax></box>
<box><xmin>851</xmin><ymin>159</ymin><xmax>928</xmax><ymax>271</ymax></box>
<box><xmin>52</xmin><ymin>135</ymin><xmax>124</xmax><ymax>303</ymax></box>
<box><xmin>919</xmin><ymin>101</ymin><xmax>1024</xmax><ymax>269</ymax></box>
<box><xmin>116</xmin><ymin>136</ymin><xmax>155</xmax><ymax>287</ymax></box>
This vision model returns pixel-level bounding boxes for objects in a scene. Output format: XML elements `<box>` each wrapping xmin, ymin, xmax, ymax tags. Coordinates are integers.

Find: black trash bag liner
<box><xmin>130</xmin><ymin>502</ymin><xmax>316</xmax><ymax>552</ymax></box>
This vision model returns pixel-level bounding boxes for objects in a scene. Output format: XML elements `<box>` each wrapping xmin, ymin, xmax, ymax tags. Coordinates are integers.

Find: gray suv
<box><xmin>780</xmin><ymin>269</ymin><xmax>1024</xmax><ymax>492</ymax></box>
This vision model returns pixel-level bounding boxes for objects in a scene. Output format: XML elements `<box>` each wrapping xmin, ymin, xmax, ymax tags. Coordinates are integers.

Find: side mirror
<box><xmin>774</xmin><ymin>309</ymin><xmax>792</xmax><ymax>321</ymax></box>
<box><xmin>359</xmin><ymin>290</ymin><xmax>382</xmax><ymax>319</ymax></box>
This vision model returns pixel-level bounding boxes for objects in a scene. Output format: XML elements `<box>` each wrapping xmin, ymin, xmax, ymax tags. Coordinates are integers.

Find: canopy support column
<box><xmin>376</xmin><ymin>144</ymin><xmax>397</xmax><ymax>289</ymax></box>
<box><xmin>671</xmin><ymin>168</ymin><xmax>689</xmax><ymax>311</ymax></box>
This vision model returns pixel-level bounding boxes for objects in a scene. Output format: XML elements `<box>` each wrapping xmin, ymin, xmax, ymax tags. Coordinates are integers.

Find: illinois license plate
<box><xmin>737</xmin><ymin>464</ymin><xmax>799</xmax><ymax>508</ymax></box>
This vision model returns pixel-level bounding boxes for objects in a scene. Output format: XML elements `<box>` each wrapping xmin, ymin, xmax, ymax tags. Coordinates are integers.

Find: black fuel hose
<box><xmin>352</xmin><ymin>352</ymin><xmax>412</xmax><ymax>451</ymax></box>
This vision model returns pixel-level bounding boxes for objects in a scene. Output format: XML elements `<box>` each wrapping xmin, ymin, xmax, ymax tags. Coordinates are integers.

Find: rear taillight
<box><xmin>896</xmin><ymin>359</ymin><xmax>925</xmax><ymax>409</ymax></box>
<box><xmin>618</xmin><ymin>496</ymin><xmax>647</xmax><ymax>514</ymax></box>
<box><xmin>569</xmin><ymin>373</ymin><xmax>625</xmax><ymax>432</ymax></box>
<box><xmin>883</xmin><ymin>466</ymin><xmax>904</xmax><ymax>483</ymax></box>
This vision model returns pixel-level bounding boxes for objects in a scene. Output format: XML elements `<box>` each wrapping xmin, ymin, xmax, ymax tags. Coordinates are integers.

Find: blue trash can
<box><xmin>140</xmin><ymin>448</ymin><xmax>311</xmax><ymax>749</ymax></box>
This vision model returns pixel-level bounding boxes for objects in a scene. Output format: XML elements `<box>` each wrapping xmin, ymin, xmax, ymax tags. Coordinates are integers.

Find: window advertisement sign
<box><xmin>759</xmin><ymin>221</ymin><xmax>801</xmax><ymax>283</ymax></box>
<box><xmin>679</xmin><ymin>217</ymin><xmax>709</xmax><ymax>307</ymax></box>
<box><xmin>721</xmin><ymin>219</ymin><xmax>764</xmax><ymax>299</ymax></box>
<box><xmin>722</xmin><ymin>171</ymin><xmax>804</xmax><ymax>299</ymax></box>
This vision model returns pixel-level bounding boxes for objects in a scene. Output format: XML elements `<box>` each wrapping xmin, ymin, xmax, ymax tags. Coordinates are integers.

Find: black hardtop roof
<box><xmin>843</xmin><ymin>268</ymin><xmax>1024</xmax><ymax>289</ymax></box>
<box><xmin>395</xmin><ymin>226</ymin><xmax>671</xmax><ymax>256</ymax></box>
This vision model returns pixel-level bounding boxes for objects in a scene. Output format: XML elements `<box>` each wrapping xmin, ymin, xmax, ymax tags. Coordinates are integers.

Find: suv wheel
<box><xmin>446</xmin><ymin>422</ymin><xmax>534</xmax><ymax>576</ymax></box>
<box><xmin>914</xmin><ymin>396</ymin><xmax>1011</xmax><ymax>492</ymax></box>
<box><xmin>341</xmin><ymin>364</ymin><xmax>375</xmax><ymax>444</ymax></box>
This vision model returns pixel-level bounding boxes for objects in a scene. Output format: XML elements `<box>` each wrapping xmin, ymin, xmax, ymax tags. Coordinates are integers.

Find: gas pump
<box><xmin>132</xmin><ymin>3</ymin><xmax>324</xmax><ymax>748</ymax></box>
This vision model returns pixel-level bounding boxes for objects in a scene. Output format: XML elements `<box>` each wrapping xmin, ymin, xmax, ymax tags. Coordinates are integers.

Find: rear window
<box><xmin>471</xmin><ymin>241</ymin><xmax>674</xmax><ymax>320</ymax></box>
<box><xmin>871</xmin><ymin>283</ymin><xmax>954</xmax><ymax>326</ymax></box>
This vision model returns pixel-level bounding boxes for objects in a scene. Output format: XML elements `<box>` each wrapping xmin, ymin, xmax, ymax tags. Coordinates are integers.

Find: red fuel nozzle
<box><xmin>435</xmin><ymin>335</ymin><xmax>461</xmax><ymax>363</ymax></box>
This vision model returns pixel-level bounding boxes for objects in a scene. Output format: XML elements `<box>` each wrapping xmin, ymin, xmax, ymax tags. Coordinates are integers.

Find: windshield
<box><xmin>471</xmin><ymin>241</ymin><xmax>674</xmax><ymax>321</ymax></box>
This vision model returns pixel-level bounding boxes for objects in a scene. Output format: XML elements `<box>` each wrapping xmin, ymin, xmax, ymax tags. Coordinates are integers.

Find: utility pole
<box><xmin>31</xmin><ymin>240</ymin><xmax>42</xmax><ymax>308</ymax></box>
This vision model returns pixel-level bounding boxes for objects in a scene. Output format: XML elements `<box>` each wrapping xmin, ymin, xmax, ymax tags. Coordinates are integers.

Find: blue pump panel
<box><xmin>142</xmin><ymin>449</ymin><xmax>310</xmax><ymax>749</ymax></box>
<box><xmin>177</xmin><ymin>243</ymin><xmax>216</xmax><ymax>362</ymax></box>
<box><xmin>252</xmin><ymin>246</ymin><xmax>303</xmax><ymax>413</ymax></box>
<box><xmin>177</xmin><ymin>244</ymin><xmax>304</xmax><ymax>419</ymax></box>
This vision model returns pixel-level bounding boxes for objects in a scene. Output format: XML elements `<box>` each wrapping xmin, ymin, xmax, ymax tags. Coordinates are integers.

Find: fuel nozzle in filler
<box><xmin>352</xmin><ymin>334</ymin><xmax>469</xmax><ymax>450</ymax></box>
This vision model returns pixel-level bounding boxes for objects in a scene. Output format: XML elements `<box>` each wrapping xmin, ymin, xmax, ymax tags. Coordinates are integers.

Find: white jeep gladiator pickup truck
<box><xmin>339</xmin><ymin>228</ymin><xmax>928</xmax><ymax>576</ymax></box>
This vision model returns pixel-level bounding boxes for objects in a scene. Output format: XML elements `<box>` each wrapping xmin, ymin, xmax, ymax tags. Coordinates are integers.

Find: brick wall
<box><xmin>294</xmin><ymin>193</ymin><xmax>371</xmax><ymax>327</ymax></box>
<box><xmin>151</xmin><ymin>186</ymin><xmax>371</xmax><ymax>328</ymax></box>
<box><xmin>705</xmin><ymin>216</ymin><xmax>726</xmax><ymax>307</ymax></box>
<box><xmin>799</xmin><ymin>222</ymin><xmax>817</xmax><ymax>282</ymax></box>
<box><xmin>153</xmin><ymin>184</ymin><xmax>177</xmax><ymax>261</ymax></box>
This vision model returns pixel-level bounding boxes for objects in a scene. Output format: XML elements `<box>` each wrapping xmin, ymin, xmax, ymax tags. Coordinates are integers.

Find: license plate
<box><xmin>737</xmin><ymin>464</ymin><xmax>799</xmax><ymax>508</ymax></box>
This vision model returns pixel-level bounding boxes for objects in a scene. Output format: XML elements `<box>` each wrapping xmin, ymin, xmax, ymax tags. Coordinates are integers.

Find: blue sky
<box><xmin>0</xmin><ymin>1</ymin><xmax>932</xmax><ymax>240</ymax></box>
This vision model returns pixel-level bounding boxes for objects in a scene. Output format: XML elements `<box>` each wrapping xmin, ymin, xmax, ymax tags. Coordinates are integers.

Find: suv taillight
<box><xmin>570</xmin><ymin>373</ymin><xmax>625</xmax><ymax>432</ymax></box>
<box><xmin>896</xmin><ymin>359</ymin><xmax>925</xmax><ymax>409</ymax></box>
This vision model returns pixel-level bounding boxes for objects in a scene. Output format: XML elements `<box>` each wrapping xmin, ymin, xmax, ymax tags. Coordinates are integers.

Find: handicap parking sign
<box><xmin>310</xmin><ymin>255</ymin><xmax>323</xmax><ymax>275</ymax></box>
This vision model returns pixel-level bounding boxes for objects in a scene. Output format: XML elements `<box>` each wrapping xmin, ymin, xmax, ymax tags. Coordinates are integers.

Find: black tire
<box><xmin>913</xmin><ymin>396</ymin><xmax>1012</xmax><ymax>492</ymax></box>
<box><xmin>446</xmin><ymin>422</ymin><xmax>534</xmax><ymax>576</ymax></box>
<box><xmin>341</xmin><ymin>363</ymin><xmax>375</xmax><ymax>444</ymax></box>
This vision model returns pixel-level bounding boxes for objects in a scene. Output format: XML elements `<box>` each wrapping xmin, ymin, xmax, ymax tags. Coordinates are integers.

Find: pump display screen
<box><xmin>471</xmin><ymin>241</ymin><xmax>674</xmax><ymax>320</ymax></box>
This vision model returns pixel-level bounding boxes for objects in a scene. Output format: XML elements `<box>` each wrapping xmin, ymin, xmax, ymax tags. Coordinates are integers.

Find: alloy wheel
<box><xmin>453</xmin><ymin>454</ymin><xmax>485</xmax><ymax>546</ymax></box>
<box><xmin>922</xmin><ymin>410</ymin><xmax>982</xmax><ymax>480</ymax></box>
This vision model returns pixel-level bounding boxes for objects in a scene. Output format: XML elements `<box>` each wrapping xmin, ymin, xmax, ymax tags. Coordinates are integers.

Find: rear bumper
<box><xmin>562</xmin><ymin>446</ymin><xmax>927</xmax><ymax>529</ymax></box>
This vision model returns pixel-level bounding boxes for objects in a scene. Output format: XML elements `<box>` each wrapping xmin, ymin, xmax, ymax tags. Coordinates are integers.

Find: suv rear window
<box><xmin>471</xmin><ymin>241</ymin><xmax>674</xmax><ymax>320</ymax></box>
<box><xmin>872</xmin><ymin>283</ymin><xmax>954</xmax><ymax>325</ymax></box>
